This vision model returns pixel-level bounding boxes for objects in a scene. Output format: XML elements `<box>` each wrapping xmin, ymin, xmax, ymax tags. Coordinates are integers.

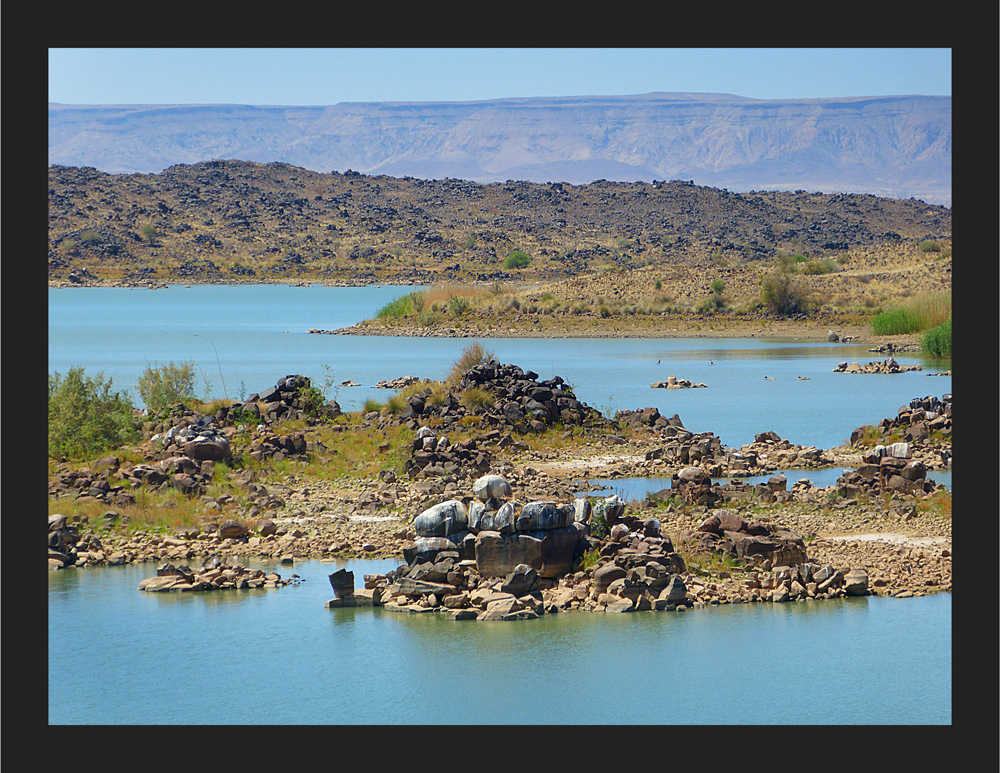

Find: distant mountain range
<box><xmin>48</xmin><ymin>92</ymin><xmax>952</xmax><ymax>205</ymax></box>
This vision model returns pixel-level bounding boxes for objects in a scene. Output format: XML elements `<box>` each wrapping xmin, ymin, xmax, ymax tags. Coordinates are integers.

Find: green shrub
<box><xmin>921</xmin><ymin>318</ymin><xmax>952</xmax><ymax>357</ymax></box>
<box><xmin>870</xmin><ymin>308</ymin><xmax>921</xmax><ymax>336</ymax></box>
<box><xmin>759</xmin><ymin>269</ymin><xmax>808</xmax><ymax>315</ymax></box>
<box><xmin>374</xmin><ymin>292</ymin><xmax>417</xmax><ymax>319</ymax></box>
<box><xmin>49</xmin><ymin>367</ymin><xmax>139</xmax><ymax>460</ymax></box>
<box><xmin>137</xmin><ymin>361</ymin><xmax>197</xmax><ymax>412</ymax></box>
<box><xmin>448</xmin><ymin>295</ymin><xmax>471</xmax><ymax>317</ymax></box>
<box><xmin>918</xmin><ymin>239</ymin><xmax>942</xmax><ymax>253</ymax></box>
<box><xmin>504</xmin><ymin>250</ymin><xmax>532</xmax><ymax>269</ymax></box>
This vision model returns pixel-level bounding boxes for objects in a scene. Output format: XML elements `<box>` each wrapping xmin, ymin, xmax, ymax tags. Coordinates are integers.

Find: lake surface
<box><xmin>47</xmin><ymin>284</ymin><xmax>952</xmax><ymax>450</ymax></box>
<box><xmin>48</xmin><ymin>557</ymin><xmax>952</xmax><ymax>725</ymax></box>
<box><xmin>47</xmin><ymin>284</ymin><xmax>953</xmax><ymax>725</ymax></box>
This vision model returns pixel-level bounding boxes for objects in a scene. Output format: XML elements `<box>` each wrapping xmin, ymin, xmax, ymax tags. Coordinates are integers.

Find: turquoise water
<box><xmin>47</xmin><ymin>557</ymin><xmax>951</xmax><ymax>725</ymax></box>
<box><xmin>47</xmin><ymin>285</ymin><xmax>953</xmax><ymax>725</ymax></box>
<box><xmin>47</xmin><ymin>284</ymin><xmax>952</xmax><ymax>450</ymax></box>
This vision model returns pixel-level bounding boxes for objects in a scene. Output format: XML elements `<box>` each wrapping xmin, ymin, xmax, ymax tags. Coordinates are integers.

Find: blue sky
<box><xmin>48</xmin><ymin>48</ymin><xmax>951</xmax><ymax>105</ymax></box>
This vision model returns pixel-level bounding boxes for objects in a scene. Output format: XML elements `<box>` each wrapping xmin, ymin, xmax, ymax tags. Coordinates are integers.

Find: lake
<box><xmin>47</xmin><ymin>284</ymin><xmax>952</xmax><ymax>450</ymax></box>
<box><xmin>47</xmin><ymin>284</ymin><xmax>953</xmax><ymax>725</ymax></box>
<box><xmin>47</xmin><ymin>557</ymin><xmax>952</xmax><ymax>725</ymax></box>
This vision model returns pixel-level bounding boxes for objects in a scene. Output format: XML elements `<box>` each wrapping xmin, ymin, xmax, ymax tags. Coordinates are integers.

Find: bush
<box><xmin>921</xmin><ymin>318</ymin><xmax>952</xmax><ymax>357</ymax></box>
<box><xmin>759</xmin><ymin>269</ymin><xmax>808</xmax><ymax>315</ymax></box>
<box><xmin>504</xmin><ymin>250</ymin><xmax>532</xmax><ymax>269</ymax></box>
<box><xmin>448</xmin><ymin>295</ymin><xmax>471</xmax><ymax>317</ymax></box>
<box><xmin>870</xmin><ymin>308</ymin><xmax>921</xmax><ymax>336</ymax></box>
<box><xmin>137</xmin><ymin>361</ymin><xmax>197</xmax><ymax>412</ymax></box>
<box><xmin>447</xmin><ymin>341</ymin><xmax>496</xmax><ymax>384</ymax></box>
<box><xmin>870</xmin><ymin>292</ymin><xmax>950</xmax><ymax>336</ymax></box>
<box><xmin>802</xmin><ymin>258</ymin><xmax>839</xmax><ymax>275</ymax></box>
<box><xmin>460</xmin><ymin>386</ymin><xmax>494</xmax><ymax>411</ymax></box>
<box><xmin>918</xmin><ymin>239</ymin><xmax>942</xmax><ymax>253</ymax></box>
<box><xmin>374</xmin><ymin>292</ymin><xmax>417</xmax><ymax>320</ymax></box>
<box><xmin>49</xmin><ymin>367</ymin><xmax>139</xmax><ymax>460</ymax></box>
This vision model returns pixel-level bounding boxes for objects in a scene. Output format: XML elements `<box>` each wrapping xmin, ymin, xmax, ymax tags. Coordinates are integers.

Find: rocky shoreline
<box><xmin>48</xmin><ymin>361</ymin><xmax>952</xmax><ymax>609</ymax></box>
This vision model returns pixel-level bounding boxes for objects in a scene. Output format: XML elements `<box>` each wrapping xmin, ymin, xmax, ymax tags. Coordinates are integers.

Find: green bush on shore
<box><xmin>870</xmin><ymin>291</ymin><xmax>951</xmax><ymax>336</ymax></box>
<box><xmin>49</xmin><ymin>367</ymin><xmax>139</xmax><ymax>460</ymax></box>
<box><xmin>921</xmin><ymin>318</ymin><xmax>952</xmax><ymax>357</ymax></box>
<box><xmin>137</xmin><ymin>361</ymin><xmax>197</xmax><ymax>413</ymax></box>
<box><xmin>374</xmin><ymin>292</ymin><xmax>418</xmax><ymax>320</ymax></box>
<box><xmin>870</xmin><ymin>308</ymin><xmax>921</xmax><ymax>336</ymax></box>
<box><xmin>759</xmin><ymin>269</ymin><xmax>809</xmax><ymax>315</ymax></box>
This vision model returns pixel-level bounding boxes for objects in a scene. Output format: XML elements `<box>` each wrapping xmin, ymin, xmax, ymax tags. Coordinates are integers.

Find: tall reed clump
<box><xmin>870</xmin><ymin>291</ymin><xmax>951</xmax><ymax>336</ymax></box>
<box><xmin>374</xmin><ymin>291</ymin><xmax>419</xmax><ymax>320</ymax></box>
<box><xmin>921</xmin><ymin>318</ymin><xmax>952</xmax><ymax>357</ymax></box>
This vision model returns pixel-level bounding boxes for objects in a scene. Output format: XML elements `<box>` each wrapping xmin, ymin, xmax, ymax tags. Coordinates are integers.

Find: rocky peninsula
<box><xmin>48</xmin><ymin>359</ymin><xmax>952</xmax><ymax>610</ymax></box>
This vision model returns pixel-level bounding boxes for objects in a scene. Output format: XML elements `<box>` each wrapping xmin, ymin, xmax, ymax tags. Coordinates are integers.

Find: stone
<box><xmin>469</xmin><ymin>500</ymin><xmax>516</xmax><ymax>534</ymax></box>
<box><xmin>843</xmin><ymin>568</ymin><xmax>869</xmax><ymax>596</ymax></box>
<box><xmin>515</xmin><ymin>501</ymin><xmax>574</xmax><ymax>531</ymax></box>
<box><xmin>218</xmin><ymin>519</ymin><xmax>249</xmax><ymax>540</ymax></box>
<box><xmin>500</xmin><ymin>564</ymin><xmax>540</xmax><ymax>596</ymax></box>
<box><xmin>413</xmin><ymin>499</ymin><xmax>469</xmax><ymax>538</ymax></box>
<box><xmin>328</xmin><ymin>568</ymin><xmax>355</xmax><ymax>598</ymax></box>
<box><xmin>472</xmin><ymin>474</ymin><xmax>513</xmax><ymax>502</ymax></box>
<box><xmin>659</xmin><ymin>575</ymin><xmax>688</xmax><ymax>604</ymax></box>
<box><xmin>474</xmin><ymin>531</ymin><xmax>543</xmax><ymax>578</ymax></box>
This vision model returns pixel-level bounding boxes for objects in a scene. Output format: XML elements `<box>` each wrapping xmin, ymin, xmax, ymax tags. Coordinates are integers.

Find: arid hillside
<box><xmin>49</xmin><ymin>161</ymin><xmax>951</xmax><ymax>311</ymax></box>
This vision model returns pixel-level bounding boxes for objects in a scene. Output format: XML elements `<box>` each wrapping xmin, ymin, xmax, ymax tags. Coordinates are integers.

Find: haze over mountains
<box><xmin>48</xmin><ymin>92</ymin><xmax>952</xmax><ymax>206</ymax></box>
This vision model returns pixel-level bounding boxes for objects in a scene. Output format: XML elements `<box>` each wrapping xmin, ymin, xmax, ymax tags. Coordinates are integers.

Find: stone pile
<box><xmin>833</xmin><ymin>357</ymin><xmax>922</xmax><ymax>374</ymax></box>
<box><xmin>736</xmin><ymin>431</ymin><xmax>834</xmax><ymax>471</ymax></box>
<box><xmin>374</xmin><ymin>375</ymin><xmax>425</xmax><ymax>389</ymax></box>
<box><xmin>458</xmin><ymin>359</ymin><xmax>606</xmax><ymax>433</ymax></box>
<box><xmin>148</xmin><ymin>414</ymin><xmax>232</xmax><ymax>461</ymax></box>
<box><xmin>648</xmin><ymin>467</ymin><xmax>796</xmax><ymax>508</ymax></box>
<box><xmin>48</xmin><ymin>514</ymin><xmax>114</xmax><ymax>568</ymax></box>
<box><xmin>137</xmin><ymin>554</ymin><xmax>297</xmax><ymax>592</ymax></box>
<box><xmin>239</xmin><ymin>374</ymin><xmax>341</xmax><ymax>423</ymax></box>
<box><xmin>836</xmin><ymin>442</ymin><xmax>945</xmax><ymax>499</ymax></box>
<box><xmin>325</xmin><ymin>472</ymin><xmax>861</xmax><ymax>619</ymax></box>
<box><xmin>405</xmin><ymin>426</ymin><xmax>493</xmax><ymax>481</ymax></box>
<box><xmin>678</xmin><ymin>508</ymin><xmax>808</xmax><ymax>567</ymax></box>
<box><xmin>650</xmin><ymin>375</ymin><xmax>707</xmax><ymax>389</ymax></box>
<box><xmin>850</xmin><ymin>394</ymin><xmax>951</xmax><ymax>461</ymax></box>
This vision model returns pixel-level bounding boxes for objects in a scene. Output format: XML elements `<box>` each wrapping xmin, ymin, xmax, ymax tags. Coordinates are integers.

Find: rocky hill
<box><xmin>48</xmin><ymin>92</ymin><xmax>952</xmax><ymax>205</ymax></box>
<box><xmin>48</xmin><ymin>160</ymin><xmax>952</xmax><ymax>297</ymax></box>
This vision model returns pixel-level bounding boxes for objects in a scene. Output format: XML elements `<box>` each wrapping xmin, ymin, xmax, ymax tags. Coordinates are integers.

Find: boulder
<box><xmin>328</xmin><ymin>568</ymin><xmax>355</xmax><ymax>599</ymax></box>
<box><xmin>474</xmin><ymin>531</ymin><xmax>543</xmax><ymax>578</ymax></box>
<box><xmin>500</xmin><ymin>564</ymin><xmax>540</xmax><ymax>596</ymax></box>
<box><xmin>532</xmin><ymin>524</ymin><xmax>588</xmax><ymax>578</ymax></box>
<box><xmin>472</xmin><ymin>474</ymin><xmax>513</xmax><ymax>502</ymax></box>
<box><xmin>469</xmin><ymin>500</ymin><xmax>516</xmax><ymax>534</ymax></box>
<box><xmin>413</xmin><ymin>499</ymin><xmax>469</xmax><ymax>538</ymax></box>
<box><xmin>843</xmin><ymin>568</ymin><xmax>870</xmax><ymax>596</ymax></box>
<box><xmin>218</xmin><ymin>519</ymin><xmax>249</xmax><ymax>540</ymax></box>
<box><xmin>515</xmin><ymin>501</ymin><xmax>574</xmax><ymax>532</ymax></box>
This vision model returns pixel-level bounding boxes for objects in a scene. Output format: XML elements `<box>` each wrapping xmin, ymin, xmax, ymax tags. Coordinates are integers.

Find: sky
<box><xmin>47</xmin><ymin>48</ymin><xmax>952</xmax><ymax>106</ymax></box>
